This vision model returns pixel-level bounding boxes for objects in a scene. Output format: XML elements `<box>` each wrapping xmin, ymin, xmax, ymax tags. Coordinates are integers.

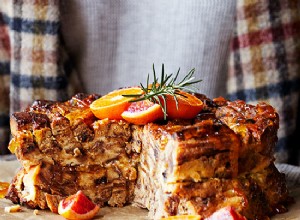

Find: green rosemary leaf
<box><xmin>158</xmin><ymin>95</ymin><xmax>167</xmax><ymax>120</ymax></box>
<box><xmin>169</xmin><ymin>68</ymin><xmax>180</xmax><ymax>86</ymax></box>
<box><xmin>160</xmin><ymin>64</ymin><xmax>165</xmax><ymax>86</ymax></box>
<box><xmin>140</xmin><ymin>82</ymin><xmax>146</xmax><ymax>92</ymax></box>
<box><xmin>146</xmin><ymin>74</ymin><xmax>150</xmax><ymax>91</ymax></box>
<box><xmin>179</xmin><ymin>68</ymin><xmax>194</xmax><ymax>84</ymax></box>
<box><xmin>122</xmin><ymin>64</ymin><xmax>202</xmax><ymax>119</ymax></box>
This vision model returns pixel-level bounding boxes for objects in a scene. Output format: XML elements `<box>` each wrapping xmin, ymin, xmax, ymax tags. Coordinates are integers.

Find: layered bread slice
<box><xmin>7</xmin><ymin>94</ymin><xmax>139</xmax><ymax>211</ymax></box>
<box><xmin>132</xmin><ymin>99</ymin><xmax>288</xmax><ymax>219</ymax></box>
<box><xmin>6</xmin><ymin>93</ymin><xmax>290</xmax><ymax>219</ymax></box>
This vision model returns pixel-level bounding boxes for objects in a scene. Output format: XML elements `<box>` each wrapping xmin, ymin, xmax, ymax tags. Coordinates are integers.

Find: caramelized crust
<box><xmin>7</xmin><ymin>93</ymin><xmax>138</xmax><ymax>210</ymax></box>
<box><xmin>6</xmin><ymin>93</ymin><xmax>289</xmax><ymax>220</ymax></box>
<box><xmin>215</xmin><ymin>99</ymin><xmax>279</xmax><ymax>173</ymax></box>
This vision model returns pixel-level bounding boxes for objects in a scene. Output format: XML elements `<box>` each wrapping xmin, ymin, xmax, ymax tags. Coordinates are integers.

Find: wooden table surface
<box><xmin>0</xmin><ymin>160</ymin><xmax>299</xmax><ymax>220</ymax></box>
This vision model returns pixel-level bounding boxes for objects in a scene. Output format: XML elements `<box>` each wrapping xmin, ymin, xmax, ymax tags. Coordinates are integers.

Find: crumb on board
<box><xmin>4</xmin><ymin>204</ymin><xmax>22</xmax><ymax>213</ymax></box>
<box><xmin>33</xmin><ymin>209</ymin><xmax>39</xmax><ymax>215</ymax></box>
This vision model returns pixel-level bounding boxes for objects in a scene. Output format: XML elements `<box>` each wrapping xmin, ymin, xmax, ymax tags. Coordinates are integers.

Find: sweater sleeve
<box><xmin>0</xmin><ymin>0</ymin><xmax>80</xmax><ymax>154</ymax></box>
<box><xmin>227</xmin><ymin>0</ymin><xmax>300</xmax><ymax>164</ymax></box>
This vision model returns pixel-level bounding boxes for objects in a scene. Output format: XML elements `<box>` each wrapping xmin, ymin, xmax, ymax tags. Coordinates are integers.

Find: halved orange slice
<box><xmin>121</xmin><ymin>100</ymin><xmax>164</xmax><ymax>125</ymax></box>
<box><xmin>162</xmin><ymin>215</ymin><xmax>201</xmax><ymax>220</ymax></box>
<box><xmin>163</xmin><ymin>90</ymin><xmax>203</xmax><ymax>119</ymax></box>
<box><xmin>58</xmin><ymin>190</ymin><xmax>100</xmax><ymax>220</ymax></box>
<box><xmin>0</xmin><ymin>182</ymin><xmax>10</xmax><ymax>198</ymax></box>
<box><xmin>206</xmin><ymin>206</ymin><xmax>247</xmax><ymax>220</ymax></box>
<box><xmin>90</xmin><ymin>87</ymin><xmax>143</xmax><ymax>120</ymax></box>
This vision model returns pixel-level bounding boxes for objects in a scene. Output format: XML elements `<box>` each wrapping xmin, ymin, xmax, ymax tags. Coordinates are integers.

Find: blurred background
<box><xmin>0</xmin><ymin>0</ymin><xmax>299</xmax><ymax>164</ymax></box>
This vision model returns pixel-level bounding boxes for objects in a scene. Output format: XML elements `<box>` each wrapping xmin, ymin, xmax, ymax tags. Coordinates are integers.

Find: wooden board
<box><xmin>0</xmin><ymin>160</ymin><xmax>299</xmax><ymax>219</ymax></box>
<box><xmin>1</xmin><ymin>194</ymin><xmax>300</xmax><ymax>220</ymax></box>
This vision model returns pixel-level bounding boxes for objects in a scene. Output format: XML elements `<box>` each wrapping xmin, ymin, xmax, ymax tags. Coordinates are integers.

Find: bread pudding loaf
<box><xmin>7</xmin><ymin>94</ymin><xmax>139</xmax><ymax>211</ymax></box>
<box><xmin>6</xmin><ymin>93</ymin><xmax>289</xmax><ymax>219</ymax></box>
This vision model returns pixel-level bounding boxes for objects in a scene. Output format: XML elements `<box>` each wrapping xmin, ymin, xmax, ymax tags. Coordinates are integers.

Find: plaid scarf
<box><xmin>0</xmin><ymin>0</ymin><xmax>299</xmax><ymax>164</ymax></box>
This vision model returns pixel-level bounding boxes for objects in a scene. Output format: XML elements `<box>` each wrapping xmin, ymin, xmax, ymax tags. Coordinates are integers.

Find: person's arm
<box><xmin>227</xmin><ymin>0</ymin><xmax>300</xmax><ymax>164</ymax></box>
<box><xmin>0</xmin><ymin>1</ymin><xmax>81</xmax><ymax>154</ymax></box>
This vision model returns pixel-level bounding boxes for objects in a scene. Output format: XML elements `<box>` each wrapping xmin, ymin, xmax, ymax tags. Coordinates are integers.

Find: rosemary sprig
<box><xmin>123</xmin><ymin>64</ymin><xmax>202</xmax><ymax>119</ymax></box>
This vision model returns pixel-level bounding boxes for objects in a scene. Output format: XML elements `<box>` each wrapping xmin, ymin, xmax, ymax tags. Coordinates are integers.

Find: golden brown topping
<box><xmin>4</xmin><ymin>205</ymin><xmax>22</xmax><ymax>213</ymax></box>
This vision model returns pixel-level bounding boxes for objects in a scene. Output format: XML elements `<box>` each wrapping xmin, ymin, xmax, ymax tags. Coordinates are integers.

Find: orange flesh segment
<box><xmin>0</xmin><ymin>182</ymin><xmax>10</xmax><ymax>198</ymax></box>
<box><xmin>61</xmin><ymin>192</ymin><xmax>95</xmax><ymax>214</ymax></box>
<box><xmin>164</xmin><ymin>91</ymin><xmax>203</xmax><ymax>119</ymax></box>
<box><xmin>162</xmin><ymin>215</ymin><xmax>201</xmax><ymax>220</ymax></box>
<box><xmin>58</xmin><ymin>190</ymin><xmax>100</xmax><ymax>220</ymax></box>
<box><xmin>121</xmin><ymin>100</ymin><xmax>164</xmax><ymax>125</ymax></box>
<box><xmin>90</xmin><ymin>87</ymin><xmax>143</xmax><ymax>120</ymax></box>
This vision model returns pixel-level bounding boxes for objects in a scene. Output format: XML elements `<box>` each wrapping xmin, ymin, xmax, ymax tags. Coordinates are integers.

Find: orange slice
<box><xmin>58</xmin><ymin>190</ymin><xmax>100</xmax><ymax>220</ymax></box>
<box><xmin>0</xmin><ymin>182</ymin><xmax>10</xmax><ymax>198</ymax></box>
<box><xmin>90</xmin><ymin>87</ymin><xmax>143</xmax><ymax>120</ymax></box>
<box><xmin>206</xmin><ymin>207</ymin><xmax>247</xmax><ymax>220</ymax></box>
<box><xmin>163</xmin><ymin>90</ymin><xmax>203</xmax><ymax>119</ymax></box>
<box><xmin>162</xmin><ymin>215</ymin><xmax>201</xmax><ymax>220</ymax></box>
<box><xmin>121</xmin><ymin>100</ymin><xmax>164</xmax><ymax>125</ymax></box>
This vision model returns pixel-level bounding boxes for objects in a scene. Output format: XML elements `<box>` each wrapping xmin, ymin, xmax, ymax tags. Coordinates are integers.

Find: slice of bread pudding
<box><xmin>6</xmin><ymin>93</ymin><xmax>289</xmax><ymax>219</ymax></box>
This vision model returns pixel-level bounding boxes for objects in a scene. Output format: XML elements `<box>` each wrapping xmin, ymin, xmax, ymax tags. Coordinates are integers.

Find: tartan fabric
<box><xmin>227</xmin><ymin>0</ymin><xmax>300</xmax><ymax>164</ymax></box>
<box><xmin>0</xmin><ymin>0</ymin><xmax>299</xmax><ymax>165</ymax></box>
<box><xmin>0</xmin><ymin>0</ymin><xmax>81</xmax><ymax>154</ymax></box>
<box><xmin>0</xmin><ymin>1</ymin><xmax>11</xmax><ymax>155</ymax></box>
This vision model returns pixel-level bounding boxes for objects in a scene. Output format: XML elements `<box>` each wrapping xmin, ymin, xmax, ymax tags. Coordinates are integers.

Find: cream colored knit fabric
<box><xmin>60</xmin><ymin>0</ymin><xmax>236</xmax><ymax>98</ymax></box>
